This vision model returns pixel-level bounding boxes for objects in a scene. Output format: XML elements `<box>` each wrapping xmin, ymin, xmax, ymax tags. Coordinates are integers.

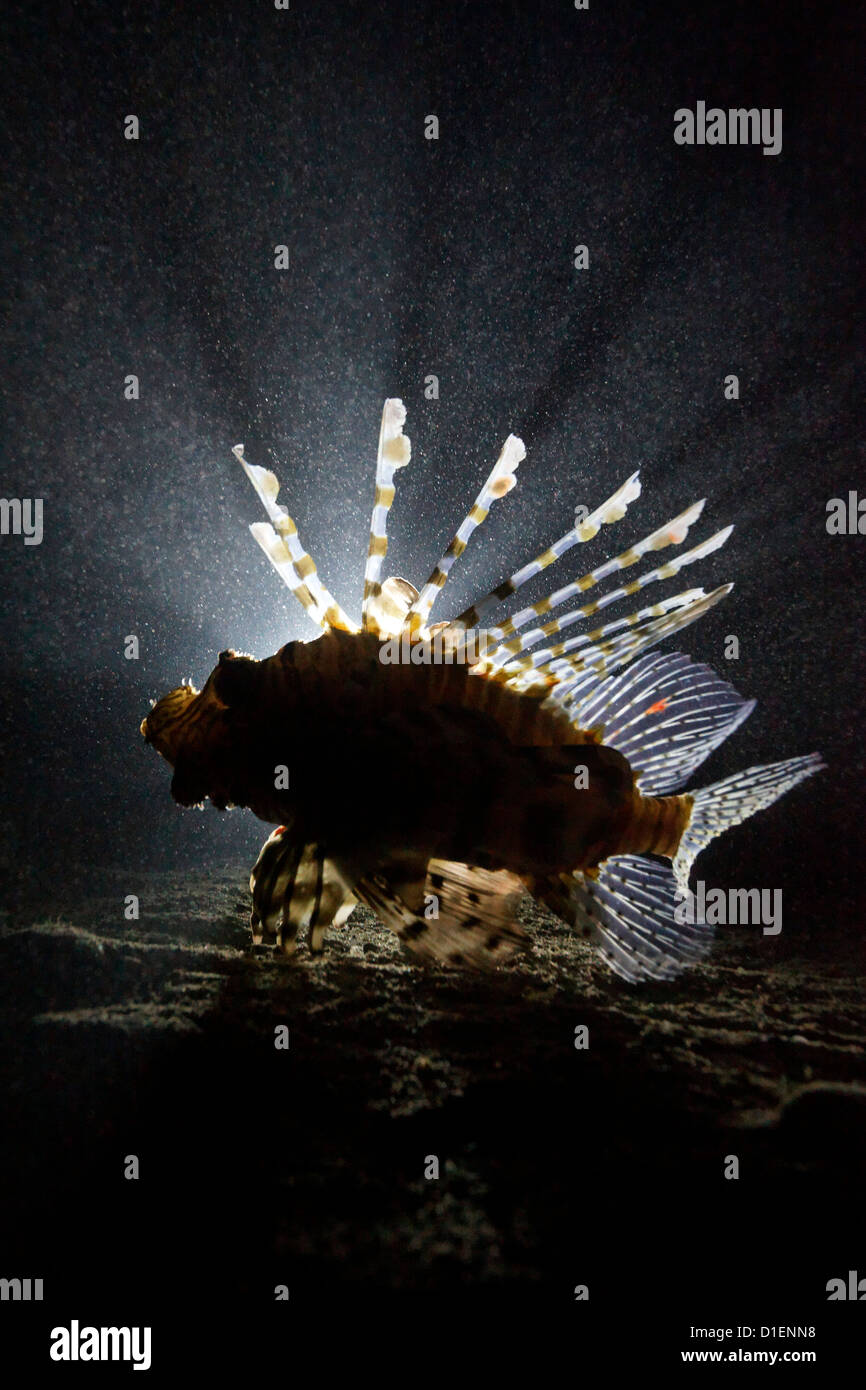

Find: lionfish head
<box><xmin>140</xmin><ymin>682</ymin><xmax>200</xmax><ymax>766</ymax></box>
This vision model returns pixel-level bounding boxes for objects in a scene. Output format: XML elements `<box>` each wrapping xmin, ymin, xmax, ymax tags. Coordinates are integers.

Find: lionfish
<box><xmin>141</xmin><ymin>400</ymin><xmax>822</xmax><ymax>981</ymax></box>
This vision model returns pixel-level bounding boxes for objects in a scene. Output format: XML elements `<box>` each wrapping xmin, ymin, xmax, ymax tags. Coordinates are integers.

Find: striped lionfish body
<box><xmin>141</xmin><ymin>400</ymin><xmax>822</xmax><ymax>980</ymax></box>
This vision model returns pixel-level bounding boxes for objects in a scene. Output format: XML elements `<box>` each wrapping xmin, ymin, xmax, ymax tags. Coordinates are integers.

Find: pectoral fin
<box><xmin>249</xmin><ymin>827</ymin><xmax>353</xmax><ymax>955</ymax></box>
<box><xmin>356</xmin><ymin>858</ymin><xmax>528</xmax><ymax>968</ymax></box>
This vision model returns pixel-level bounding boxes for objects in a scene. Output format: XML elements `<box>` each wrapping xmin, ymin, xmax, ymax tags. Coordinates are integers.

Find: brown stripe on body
<box><xmin>257</xmin><ymin>628</ymin><xmax>605</xmax><ymax>756</ymax></box>
<box><xmin>165</xmin><ymin>629</ymin><xmax>668</xmax><ymax>872</ymax></box>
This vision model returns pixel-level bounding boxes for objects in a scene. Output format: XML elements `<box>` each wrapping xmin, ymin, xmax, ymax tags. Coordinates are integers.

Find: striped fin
<box><xmin>404</xmin><ymin>434</ymin><xmax>526</xmax><ymax>633</ymax></box>
<box><xmin>234</xmin><ymin>445</ymin><xmax>359</xmax><ymax>633</ymax></box>
<box><xmin>362</xmin><ymin>398</ymin><xmax>412</xmax><ymax>633</ymax></box>
<box><xmin>578</xmin><ymin>653</ymin><xmax>755</xmax><ymax>791</ymax></box>
<box><xmin>246</xmin><ymin>522</ymin><xmax>331</xmax><ymax>630</ymax></box>
<box><xmin>481</xmin><ymin>501</ymin><xmax>718</xmax><ymax>664</ymax></box>
<box><xmin>453</xmin><ymin>470</ymin><xmax>642</xmax><ymax>630</ymax></box>
<box><xmin>561</xmin><ymin>585</ymin><xmax>734</xmax><ymax>692</ymax></box>
<box><xmin>249</xmin><ymin>827</ymin><xmax>354</xmax><ymax>955</ymax></box>
<box><xmin>485</xmin><ymin>520</ymin><xmax>731</xmax><ymax>666</ymax></box>
<box><xmin>355</xmin><ymin>860</ymin><xmax>529</xmax><ymax>968</ymax></box>
<box><xmin>494</xmin><ymin>588</ymin><xmax>704</xmax><ymax>682</ymax></box>
<box><xmin>541</xmin><ymin>856</ymin><xmax>712</xmax><ymax>982</ymax></box>
<box><xmin>673</xmin><ymin>754</ymin><xmax>825</xmax><ymax>894</ymax></box>
<box><xmin>568</xmin><ymin>651</ymin><xmax>756</xmax><ymax>793</ymax></box>
<box><xmin>544</xmin><ymin>585</ymin><xmax>734</xmax><ymax>705</ymax></box>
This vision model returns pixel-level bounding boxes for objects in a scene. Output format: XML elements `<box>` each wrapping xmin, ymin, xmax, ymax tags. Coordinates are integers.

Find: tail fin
<box><xmin>672</xmin><ymin>753</ymin><xmax>825</xmax><ymax>893</ymax></box>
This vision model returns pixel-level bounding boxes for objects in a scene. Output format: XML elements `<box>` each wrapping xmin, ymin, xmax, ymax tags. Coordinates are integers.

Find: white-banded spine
<box><xmin>404</xmin><ymin>433</ymin><xmax>526</xmax><ymax>633</ymax></box>
<box><xmin>234</xmin><ymin>445</ymin><xmax>358</xmax><ymax>632</ymax></box>
<box><xmin>362</xmin><ymin>399</ymin><xmax>412</xmax><ymax>633</ymax></box>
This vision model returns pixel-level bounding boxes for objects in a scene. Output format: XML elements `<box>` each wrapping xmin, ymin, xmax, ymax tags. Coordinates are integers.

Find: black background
<box><xmin>1</xmin><ymin>0</ymin><xmax>864</xmax><ymax>1369</ymax></box>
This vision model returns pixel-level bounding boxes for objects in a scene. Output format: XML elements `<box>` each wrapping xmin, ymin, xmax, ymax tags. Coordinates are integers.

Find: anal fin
<box><xmin>540</xmin><ymin>854</ymin><xmax>712</xmax><ymax>982</ymax></box>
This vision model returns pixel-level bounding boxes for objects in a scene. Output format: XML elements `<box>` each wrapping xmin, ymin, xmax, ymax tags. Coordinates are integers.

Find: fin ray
<box><xmin>404</xmin><ymin>434</ymin><xmax>526</xmax><ymax>632</ymax></box>
<box><xmin>485</xmin><ymin>522</ymin><xmax>732</xmax><ymax>666</ymax></box>
<box><xmin>544</xmin><ymin>585</ymin><xmax>734</xmax><ymax>704</ymax></box>
<box><xmin>249</xmin><ymin>827</ymin><xmax>353</xmax><ymax>955</ymax></box>
<box><xmin>235</xmin><ymin>445</ymin><xmax>358</xmax><ymax>632</ymax></box>
<box><xmin>542</xmin><ymin>856</ymin><xmax>712</xmax><ymax>982</ymax></box>
<box><xmin>453</xmin><ymin>470</ymin><xmax>642</xmax><ymax>630</ymax></box>
<box><xmin>567</xmin><ymin>650</ymin><xmax>757</xmax><ymax>793</ymax></box>
<box><xmin>362</xmin><ymin>399</ymin><xmax>412</xmax><ymax>632</ymax></box>
<box><xmin>672</xmin><ymin>755</ymin><xmax>825</xmax><ymax>893</ymax></box>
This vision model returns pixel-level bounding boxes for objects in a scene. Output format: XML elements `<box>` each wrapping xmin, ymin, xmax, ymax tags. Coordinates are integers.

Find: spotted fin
<box><xmin>234</xmin><ymin>445</ymin><xmax>358</xmax><ymax>633</ymax></box>
<box><xmin>541</xmin><ymin>855</ymin><xmax>712</xmax><ymax>982</ymax></box>
<box><xmin>453</xmin><ymin>469</ymin><xmax>642</xmax><ymax>631</ymax></box>
<box><xmin>355</xmin><ymin>859</ymin><xmax>529</xmax><ymax>968</ymax></box>
<box><xmin>567</xmin><ymin>650</ymin><xmax>756</xmax><ymax>794</ymax></box>
<box><xmin>249</xmin><ymin>827</ymin><xmax>354</xmax><ymax>955</ymax></box>
<box><xmin>362</xmin><ymin>399</ymin><xmax>412</xmax><ymax>632</ymax></box>
<box><xmin>404</xmin><ymin>434</ymin><xmax>526</xmax><ymax>633</ymax></box>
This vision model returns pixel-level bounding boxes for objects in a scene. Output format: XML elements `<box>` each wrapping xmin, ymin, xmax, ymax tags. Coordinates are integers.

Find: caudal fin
<box><xmin>672</xmin><ymin>753</ymin><xmax>825</xmax><ymax>893</ymax></box>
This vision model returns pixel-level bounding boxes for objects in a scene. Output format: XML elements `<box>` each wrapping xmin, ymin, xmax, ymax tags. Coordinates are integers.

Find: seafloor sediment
<box><xmin>1</xmin><ymin>866</ymin><xmax>864</xmax><ymax>1311</ymax></box>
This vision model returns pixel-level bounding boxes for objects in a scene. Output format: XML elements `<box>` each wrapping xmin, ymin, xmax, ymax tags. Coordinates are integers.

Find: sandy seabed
<box><xmin>1</xmin><ymin>866</ymin><xmax>864</xmax><ymax>1358</ymax></box>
